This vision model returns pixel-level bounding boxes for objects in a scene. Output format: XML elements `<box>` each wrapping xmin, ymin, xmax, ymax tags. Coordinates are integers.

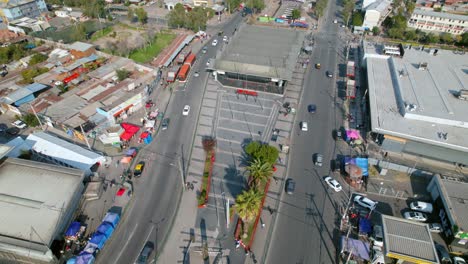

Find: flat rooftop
<box><xmin>364</xmin><ymin>41</ymin><xmax>468</xmax><ymax>152</ymax></box>
<box><xmin>436</xmin><ymin>175</ymin><xmax>468</xmax><ymax>233</ymax></box>
<box><xmin>0</xmin><ymin>158</ymin><xmax>84</xmax><ymax>246</ymax></box>
<box><xmin>213</xmin><ymin>24</ymin><xmax>305</xmax><ymax>81</ymax></box>
<box><xmin>382</xmin><ymin>215</ymin><xmax>439</xmax><ymax>263</ymax></box>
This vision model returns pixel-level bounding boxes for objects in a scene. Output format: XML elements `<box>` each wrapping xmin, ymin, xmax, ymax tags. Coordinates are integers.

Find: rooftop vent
<box><xmin>405</xmin><ymin>103</ymin><xmax>417</xmax><ymax>111</ymax></box>
<box><xmin>418</xmin><ymin>62</ymin><xmax>428</xmax><ymax>70</ymax></box>
<box><xmin>437</xmin><ymin>132</ymin><xmax>448</xmax><ymax>141</ymax></box>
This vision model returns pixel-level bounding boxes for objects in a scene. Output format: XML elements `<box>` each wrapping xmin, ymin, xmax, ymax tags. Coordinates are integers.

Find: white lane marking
<box><xmin>132</xmin><ymin>224</ymin><xmax>156</xmax><ymax>264</ymax></box>
<box><xmin>114</xmin><ymin>223</ymin><xmax>139</xmax><ymax>261</ymax></box>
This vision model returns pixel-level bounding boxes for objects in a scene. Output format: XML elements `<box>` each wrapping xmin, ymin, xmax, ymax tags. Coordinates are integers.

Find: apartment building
<box><xmin>0</xmin><ymin>0</ymin><xmax>48</xmax><ymax>23</ymax></box>
<box><xmin>408</xmin><ymin>9</ymin><xmax>468</xmax><ymax>35</ymax></box>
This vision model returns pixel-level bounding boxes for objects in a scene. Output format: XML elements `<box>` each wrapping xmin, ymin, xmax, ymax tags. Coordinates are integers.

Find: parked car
<box><xmin>193</xmin><ymin>71</ymin><xmax>199</xmax><ymax>77</ymax></box>
<box><xmin>435</xmin><ymin>243</ymin><xmax>452</xmax><ymax>264</ymax></box>
<box><xmin>134</xmin><ymin>161</ymin><xmax>145</xmax><ymax>177</ymax></box>
<box><xmin>0</xmin><ymin>123</ymin><xmax>7</xmax><ymax>132</ymax></box>
<box><xmin>354</xmin><ymin>195</ymin><xmax>377</xmax><ymax>210</ymax></box>
<box><xmin>326</xmin><ymin>71</ymin><xmax>333</xmax><ymax>78</ymax></box>
<box><xmin>223</xmin><ymin>35</ymin><xmax>228</xmax><ymax>42</ymax></box>
<box><xmin>410</xmin><ymin>201</ymin><xmax>433</xmax><ymax>213</ymax></box>
<box><xmin>315</xmin><ymin>63</ymin><xmax>321</xmax><ymax>69</ymax></box>
<box><xmin>11</xmin><ymin>120</ymin><xmax>27</xmax><ymax>129</ymax></box>
<box><xmin>371</xmin><ymin>225</ymin><xmax>384</xmax><ymax>247</ymax></box>
<box><xmin>314</xmin><ymin>153</ymin><xmax>323</xmax><ymax>167</ymax></box>
<box><xmin>308</xmin><ymin>104</ymin><xmax>316</xmax><ymax>113</ymax></box>
<box><xmin>161</xmin><ymin>118</ymin><xmax>169</xmax><ymax>130</ymax></box>
<box><xmin>202</xmin><ymin>46</ymin><xmax>207</xmax><ymax>53</ymax></box>
<box><xmin>333</xmin><ymin>19</ymin><xmax>338</xmax><ymax>23</ymax></box>
<box><xmin>206</xmin><ymin>59</ymin><xmax>211</xmax><ymax>66</ymax></box>
<box><xmin>324</xmin><ymin>176</ymin><xmax>342</xmax><ymax>192</ymax></box>
<box><xmin>335</xmin><ymin>129</ymin><xmax>342</xmax><ymax>140</ymax></box>
<box><xmin>182</xmin><ymin>105</ymin><xmax>190</xmax><ymax>116</ymax></box>
<box><xmin>301</xmin><ymin>121</ymin><xmax>308</xmax><ymax>131</ymax></box>
<box><xmin>136</xmin><ymin>242</ymin><xmax>154</xmax><ymax>264</ymax></box>
<box><xmin>453</xmin><ymin>257</ymin><xmax>467</xmax><ymax>264</ymax></box>
<box><xmin>285</xmin><ymin>178</ymin><xmax>296</xmax><ymax>194</ymax></box>
<box><xmin>404</xmin><ymin>211</ymin><xmax>428</xmax><ymax>222</ymax></box>
<box><xmin>6</xmin><ymin>127</ymin><xmax>20</xmax><ymax>135</ymax></box>
<box><xmin>428</xmin><ymin>223</ymin><xmax>443</xmax><ymax>233</ymax></box>
<box><xmin>212</xmin><ymin>39</ymin><xmax>218</xmax><ymax>46</ymax></box>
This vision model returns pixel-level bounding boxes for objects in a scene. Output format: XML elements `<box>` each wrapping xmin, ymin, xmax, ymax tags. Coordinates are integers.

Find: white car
<box><xmin>223</xmin><ymin>35</ymin><xmax>228</xmax><ymax>42</ymax></box>
<box><xmin>354</xmin><ymin>195</ymin><xmax>377</xmax><ymax>210</ymax></box>
<box><xmin>212</xmin><ymin>39</ymin><xmax>218</xmax><ymax>46</ymax></box>
<box><xmin>202</xmin><ymin>46</ymin><xmax>207</xmax><ymax>53</ymax></box>
<box><xmin>428</xmin><ymin>223</ymin><xmax>443</xmax><ymax>233</ymax></box>
<box><xmin>410</xmin><ymin>201</ymin><xmax>433</xmax><ymax>213</ymax></box>
<box><xmin>454</xmin><ymin>257</ymin><xmax>467</xmax><ymax>264</ymax></box>
<box><xmin>333</xmin><ymin>19</ymin><xmax>338</xmax><ymax>24</ymax></box>
<box><xmin>193</xmin><ymin>72</ymin><xmax>199</xmax><ymax>77</ymax></box>
<box><xmin>301</xmin><ymin>122</ymin><xmax>308</xmax><ymax>131</ymax></box>
<box><xmin>11</xmin><ymin>120</ymin><xmax>27</xmax><ymax>129</ymax></box>
<box><xmin>324</xmin><ymin>176</ymin><xmax>342</xmax><ymax>192</ymax></box>
<box><xmin>182</xmin><ymin>105</ymin><xmax>190</xmax><ymax>116</ymax></box>
<box><xmin>404</xmin><ymin>211</ymin><xmax>428</xmax><ymax>222</ymax></box>
<box><xmin>206</xmin><ymin>59</ymin><xmax>211</xmax><ymax>66</ymax></box>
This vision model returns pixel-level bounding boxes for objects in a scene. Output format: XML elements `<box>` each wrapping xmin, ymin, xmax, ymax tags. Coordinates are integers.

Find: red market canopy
<box><xmin>140</xmin><ymin>131</ymin><xmax>150</xmax><ymax>139</ymax></box>
<box><xmin>120</xmin><ymin>123</ymin><xmax>140</xmax><ymax>141</ymax></box>
<box><xmin>116</xmin><ymin>188</ymin><xmax>126</xmax><ymax>196</ymax></box>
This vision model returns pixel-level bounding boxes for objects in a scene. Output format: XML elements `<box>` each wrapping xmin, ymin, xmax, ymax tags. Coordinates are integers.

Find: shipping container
<box><xmin>177</xmin><ymin>50</ymin><xmax>192</xmax><ymax>65</ymax></box>
<box><xmin>177</xmin><ymin>64</ymin><xmax>191</xmax><ymax>81</ymax></box>
<box><xmin>346</xmin><ymin>79</ymin><xmax>356</xmax><ymax>99</ymax></box>
<box><xmin>184</xmin><ymin>53</ymin><xmax>196</xmax><ymax>66</ymax></box>
<box><xmin>347</xmin><ymin>61</ymin><xmax>355</xmax><ymax>79</ymax></box>
<box><xmin>167</xmin><ymin>66</ymin><xmax>180</xmax><ymax>83</ymax></box>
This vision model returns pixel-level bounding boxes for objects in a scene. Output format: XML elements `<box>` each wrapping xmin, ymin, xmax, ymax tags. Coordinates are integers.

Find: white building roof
<box><xmin>366</xmin><ymin>0</ymin><xmax>391</xmax><ymax>12</ymax></box>
<box><xmin>364</xmin><ymin>41</ymin><xmax>468</xmax><ymax>153</ymax></box>
<box><xmin>26</xmin><ymin>132</ymin><xmax>106</xmax><ymax>173</ymax></box>
<box><xmin>413</xmin><ymin>8</ymin><xmax>468</xmax><ymax>21</ymax></box>
<box><xmin>0</xmin><ymin>158</ymin><xmax>84</xmax><ymax>246</ymax></box>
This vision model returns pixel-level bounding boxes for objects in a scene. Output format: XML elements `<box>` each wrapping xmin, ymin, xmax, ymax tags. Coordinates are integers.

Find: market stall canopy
<box><xmin>346</xmin><ymin>129</ymin><xmax>360</xmax><ymax>140</ymax></box>
<box><xmin>103</xmin><ymin>212</ymin><xmax>120</xmax><ymax>228</ymax></box>
<box><xmin>120</xmin><ymin>156</ymin><xmax>132</xmax><ymax>164</ymax></box>
<box><xmin>65</xmin><ymin>222</ymin><xmax>81</xmax><ymax>238</ymax></box>
<box><xmin>341</xmin><ymin>236</ymin><xmax>370</xmax><ymax>260</ymax></box>
<box><xmin>345</xmin><ymin>164</ymin><xmax>362</xmax><ymax>178</ymax></box>
<box><xmin>120</xmin><ymin>123</ymin><xmax>140</xmax><ymax>141</ymax></box>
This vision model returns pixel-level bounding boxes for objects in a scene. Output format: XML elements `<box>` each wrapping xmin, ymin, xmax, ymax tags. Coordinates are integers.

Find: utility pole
<box><xmin>79</xmin><ymin>124</ymin><xmax>92</xmax><ymax>150</ymax></box>
<box><xmin>226</xmin><ymin>198</ymin><xmax>230</xmax><ymax>228</ymax></box>
<box><xmin>29</xmin><ymin>103</ymin><xmax>44</xmax><ymax>130</ymax></box>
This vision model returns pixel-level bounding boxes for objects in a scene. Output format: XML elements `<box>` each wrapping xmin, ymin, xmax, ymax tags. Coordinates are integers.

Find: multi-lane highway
<box><xmin>265</xmin><ymin>1</ymin><xmax>352</xmax><ymax>263</ymax></box>
<box><xmin>96</xmin><ymin>13</ymin><xmax>243</xmax><ymax>264</ymax></box>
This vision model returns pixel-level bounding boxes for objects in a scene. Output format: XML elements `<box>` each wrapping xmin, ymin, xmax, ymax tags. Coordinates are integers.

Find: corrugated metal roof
<box><xmin>382</xmin><ymin>215</ymin><xmax>439</xmax><ymax>263</ymax></box>
<box><xmin>68</xmin><ymin>41</ymin><xmax>94</xmax><ymax>52</ymax></box>
<box><xmin>414</xmin><ymin>8</ymin><xmax>468</xmax><ymax>21</ymax></box>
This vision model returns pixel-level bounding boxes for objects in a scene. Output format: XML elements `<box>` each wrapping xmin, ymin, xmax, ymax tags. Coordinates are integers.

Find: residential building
<box><xmin>363</xmin><ymin>41</ymin><xmax>468</xmax><ymax>166</ymax></box>
<box><xmin>427</xmin><ymin>174</ymin><xmax>468</xmax><ymax>254</ymax></box>
<box><xmin>0</xmin><ymin>0</ymin><xmax>48</xmax><ymax>23</ymax></box>
<box><xmin>408</xmin><ymin>9</ymin><xmax>468</xmax><ymax>35</ymax></box>
<box><xmin>0</xmin><ymin>157</ymin><xmax>85</xmax><ymax>264</ymax></box>
<box><xmin>362</xmin><ymin>0</ymin><xmax>392</xmax><ymax>29</ymax></box>
<box><xmin>211</xmin><ymin>24</ymin><xmax>306</xmax><ymax>95</ymax></box>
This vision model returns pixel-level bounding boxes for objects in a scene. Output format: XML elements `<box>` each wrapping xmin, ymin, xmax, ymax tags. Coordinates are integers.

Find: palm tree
<box><xmin>234</xmin><ymin>188</ymin><xmax>263</xmax><ymax>224</ymax></box>
<box><xmin>247</xmin><ymin>158</ymin><xmax>273</xmax><ymax>187</ymax></box>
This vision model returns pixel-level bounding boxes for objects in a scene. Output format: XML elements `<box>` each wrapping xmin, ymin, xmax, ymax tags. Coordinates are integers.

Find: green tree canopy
<box><xmin>245</xmin><ymin>141</ymin><xmax>279</xmax><ymax>165</ymax></box>
<box><xmin>459</xmin><ymin>32</ymin><xmax>468</xmax><ymax>46</ymax></box>
<box><xmin>403</xmin><ymin>29</ymin><xmax>417</xmax><ymax>40</ymax></box>
<box><xmin>20</xmin><ymin>67</ymin><xmax>49</xmax><ymax>84</ymax></box>
<box><xmin>135</xmin><ymin>8</ymin><xmax>148</xmax><ymax>24</ymax></box>
<box><xmin>82</xmin><ymin>0</ymin><xmax>105</xmax><ymax>18</ymax></box>
<box><xmin>167</xmin><ymin>3</ymin><xmax>188</xmax><ymax>28</ymax></box>
<box><xmin>29</xmin><ymin>53</ymin><xmax>48</xmax><ymax>66</ymax></box>
<box><xmin>440</xmin><ymin>32</ymin><xmax>454</xmax><ymax>44</ymax></box>
<box><xmin>315</xmin><ymin>0</ymin><xmax>328</xmax><ymax>17</ymax></box>
<box><xmin>245</xmin><ymin>0</ymin><xmax>265</xmax><ymax>13</ymax></box>
<box><xmin>234</xmin><ymin>188</ymin><xmax>263</xmax><ymax>223</ymax></box>
<box><xmin>247</xmin><ymin>158</ymin><xmax>273</xmax><ymax>188</ymax></box>
<box><xmin>116</xmin><ymin>69</ymin><xmax>131</xmax><ymax>81</ymax></box>
<box><xmin>291</xmin><ymin>9</ymin><xmax>301</xmax><ymax>20</ymax></box>
<box><xmin>342</xmin><ymin>0</ymin><xmax>355</xmax><ymax>25</ymax></box>
<box><xmin>422</xmin><ymin>33</ymin><xmax>439</xmax><ymax>43</ymax></box>
<box><xmin>22</xmin><ymin>113</ymin><xmax>40</xmax><ymax>127</ymax></box>
<box><xmin>372</xmin><ymin>26</ymin><xmax>380</xmax><ymax>35</ymax></box>
<box><xmin>351</xmin><ymin>12</ymin><xmax>364</xmax><ymax>26</ymax></box>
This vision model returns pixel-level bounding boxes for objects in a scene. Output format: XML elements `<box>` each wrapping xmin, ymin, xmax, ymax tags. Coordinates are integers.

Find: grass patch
<box><xmin>198</xmin><ymin>150</ymin><xmax>212</xmax><ymax>206</ymax></box>
<box><xmin>90</xmin><ymin>26</ymin><xmax>114</xmax><ymax>41</ymax></box>
<box><xmin>239</xmin><ymin>219</ymin><xmax>257</xmax><ymax>245</ymax></box>
<box><xmin>368</xmin><ymin>165</ymin><xmax>379</xmax><ymax>177</ymax></box>
<box><xmin>129</xmin><ymin>32</ymin><xmax>176</xmax><ymax>63</ymax></box>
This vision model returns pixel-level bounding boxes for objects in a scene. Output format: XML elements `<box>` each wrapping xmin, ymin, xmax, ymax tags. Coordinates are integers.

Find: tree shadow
<box><xmin>223</xmin><ymin>164</ymin><xmax>247</xmax><ymax>198</ymax></box>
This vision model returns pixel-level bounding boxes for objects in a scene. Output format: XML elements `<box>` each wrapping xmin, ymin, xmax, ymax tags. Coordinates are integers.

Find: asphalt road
<box><xmin>265</xmin><ymin>3</ymin><xmax>353</xmax><ymax>264</ymax></box>
<box><xmin>96</xmin><ymin>14</ymin><xmax>243</xmax><ymax>264</ymax></box>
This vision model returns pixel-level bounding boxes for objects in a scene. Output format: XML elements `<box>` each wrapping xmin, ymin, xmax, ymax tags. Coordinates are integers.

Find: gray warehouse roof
<box><xmin>436</xmin><ymin>175</ymin><xmax>468</xmax><ymax>234</ymax></box>
<box><xmin>0</xmin><ymin>158</ymin><xmax>84</xmax><ymax>246</ymax></box>
<box><xmin>364</xmin><ymin>41</ymin><xmax>468</xmax><ymax>153</ymax></box>
<box><xmin>213</xmin><ymin>24</ymin><xmax>306</xmax><ymax>81</ymax></box>
<box><xmin>382</xmin><ymin>215</ymin><xmax>439</xmax><ymax>263</ymax></box>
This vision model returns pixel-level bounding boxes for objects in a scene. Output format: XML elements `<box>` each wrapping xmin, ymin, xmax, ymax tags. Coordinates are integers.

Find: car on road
<box><xmin>333</xmin><ymin>19</ymin><xmax>338</xmax><ymax>23</ymax></box>
<box><xmin>11</xmin><ymin>120</ymin><xmax>27</xmax><ymax>129</ymax></box>
<box><xmin>354</xmin><ymin>195</ymin><xmax>377</xmax><ymax>210</ymax></box>
<box><xmin>182</xmin><ymin>105</ymin><xmax>190</xmax><ymax>116</ymax></box>
<box><xmin>324</xmin><ymin>176</ymin><xmax>342</xmax><ymax>192</ymax></box>
<box><xmin>428</xmin><ymin>223</ymin><xmax>443</xmax><ymax>233</ymax></box>
<box><xmin>0</xmin><ymin>123</ymin><xmax>7</xmax><ymax>132</ymax></box>
<box><xmin>308</xmin><ymin>104</ymin><xmax>316</xmax><ymax>113</ymax></box>
<box><xmin>206</xmin><ymin>59</ymin><xmax>211</xmax><ymax>66</ymax></box>
<box><xmin>410</xmin><ymin>201</ymin><xmax>433</xmax><ymax>213</ymax></box>
<box><xmin>301</xmin><ymin>121</ymin><xmax>308</xmax><ymax>131</ymax></box>
<box><xmin>326</xmin><ymin>71</ymin><xmax>333</xmax><ymax>78</ymax></box>
<box><xmin>454</xmin><ymin>257</ymin><xmax>467</xmax><ymax>264</ymax></box>
<box><xmin>285</xmin><ymin>178</ymin><xmax>296</xmax><ymax>194</ymax></box>
<box><xmin>314</xmin><ymin>153</ymin><xmax>323</xmax><ymax>167</ymax></box>
<box><xmin>133</xmin><ymin>161</ymin><xmax>145</xmax><ymax>177</ymax></box>
<box><xmin>341</xmin><ymin>24</ymin><xmax>346</xmax><ymax>28</ymax></box>
<box><xmin>435</xmin><ymin>243</ymin><xmax>452</xmax><ymax>264</ymax></box>
<box><xmin>202</xmin><ymin>46</ymin><xmax>207</xmax><ymax>53</ymax></box>
<box><xmin>223</xmin><ymin>35</ymin><xmax>228</xmax><ymax>42</ymax></box>
<box><xmin>161</xmin><ymin>118</ymin><xmax>169</xmax><ymax>130</ymax></box>
<box><xmin>136</xmin><ymin>241</ymin><xmax>154</xmax><ymax>264</ymax></box>
<box><xmin>315</xmin><ymin>63</ymin><xmax>321</xmax><ymax>69</ymax></box>
<box><xmin>404</xmin><ymin>211</ymin><xmax>428</xmax><ymax>222</ymax></box>
<box><xmin>212</xmin><ymin>39</ymin><xmax>218</xmax><ymax>46</ymax></box>
<box><xmin>193</xmin><ymin>71</ymin><xmax>199</xmax><ymax>77</ymax></box>
<box><xmin>6</xmin><ymin>127</ymin><xmax>20</xmax><ymax>135</ymax></box>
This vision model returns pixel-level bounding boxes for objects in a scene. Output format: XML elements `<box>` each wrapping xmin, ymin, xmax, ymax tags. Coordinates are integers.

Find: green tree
<box><xmin>458</xmin><ymin>32</ymin><xmax>468</xmax><ymax>46</ymax></box>
<box><xmin>403</xmin><ymin>29</ymin><xmax>417</xmax><ymax>40</ymax></box>
<box><xmin>225</xmin><ymin>0</ymin><xmax>242</xmax><ymax>13</ymax></box>
<box><xmin>342</xmin><ymin>0</ymin><xmax>355</xmax><ymax>25</ymax></box>
<box><xmin>135</xmin><ymin>8</ymin><xmax>148</xmax><ymax>24</ymax></box>
<box><xmin>247</xmin><ymin>158</ymin><xmax>273</xmax><ymax>187</ymax></box>
<box><xmin>73</xmin><ymin>23</ymin><xmax>87</xmax><ymax>41</ymax></box>
<box><xmin>388</xmin><ymin>27</ymin><xmax>404</xmax><ymax>39</ymax></box>
<box><xmin>315</xmin><ymin>0</ymin><xmax>328</xmax><ymax>18</ymax></box>
<box><xmin>245</xmin><ymin>141</ymin><xmax>279</xmax><ymax>165</ymax></box>
<box><xmin>440</xmin><ymin>32</ymin><xmax>454</xmax><ymax>44</ymax></box>
<box><xmin>167</xmin><ymin>3</ymin><xmax>187</xmax><ymax>28</ymax></box>
<box><xmin>372</xmin><ymin>26</ymin><xmax>380</xmax><ymax>35</ymax></box>
<box><xmin>20</xmin><ymin>67</ymin><xmax>49</xmax><ymax>84</ymax></box>
<box><xmin>351</xmin><ymin>11</ymin><xmax>363</xmax><ymax>26</ymax></box>
<box><xmin>185</xmin><ymin>6</ymin><xmax>210</xmax><ymax>31</ymax></box>
<box><xmin>82</xmin><ymin>0</ymin><xmax>105</xmax><ymax>18</ymax></box>
<box><xmin>245</xmin><ymin>0</ymin><xmax>265</xmax><ymax>13</ymax></box>
<box><xmin>22</xmin><ymin>113</ymin><xmax>40</xmax><ymax>127</ymax></box>
<box><xmin>234</xmin><ymin>188</ymin><xmax>263</xmax><ymax>223</ymax></box>
<box><xmin>405</xmin><ymin>0</ymin><xmax>416</xmax><ymax>16</ymax></box>
<box><xmin>422</xmin><ymin>33</ymin><xmax>439</xmax><ymax>43</ymax></box>
<box><xmin>29</xmin><ymin>53</ymin><xmax>48</xmax><ymax>66</ymax></box>
<box><xmin>116</xmin><ymin>69</ymin><xmax>130</xmax><ymax>81</ymax></box>
<box><xmin>291</xmin><ymin>9</ymin><xmax>301</xmax><ymax>21</ymax></box>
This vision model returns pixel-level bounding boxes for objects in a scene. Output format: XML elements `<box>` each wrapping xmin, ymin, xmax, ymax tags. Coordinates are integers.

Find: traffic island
<box><xmin>198</xmin><ymin>137</ymin><xmax>216</xmax><ymax>208</ymax></box>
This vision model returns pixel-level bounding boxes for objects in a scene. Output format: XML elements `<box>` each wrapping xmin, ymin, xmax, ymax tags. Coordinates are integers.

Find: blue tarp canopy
<box><xmin>103</xmin><ymin>212</ymin><xmax>120</xmax><ymax>228</ymax></box>
<box><xmin>341</xmin><ymin>236</ymin><xmax>370</xmax><ymax>260</ymax></box>
<box><xmin>359</xmin><ymin>217</ymin><xmax>372</xmax><ymax>234</ymax></box>
<box><xmin>89</xmin><ymin>233</ymin><xmax>108</xmax><ymax>249</ymax></box>
<box><xmin>82</xmin><ymin>242</ymin><xmax>98</xmax><ymax>254</ymax></box>
<box><xmin>144</xmin><ymin>134</ymin><xmax>152</xmax><ymax>144</ymax></box>
<box><xmin>66</xmin><ymin>257</ymin><xmax>77</xmax><ymax>264</ymax></box>
<box><xmin>65</xmin><ymin>222</ymin><xmax>82</xmax><ymax>237</ymax></box>
<box><xmin>96</xmin><ymin>222</ymin><xmax>114</xmax><ymax>239</ymax></box>
<box><xmin>355</xmin><ymin>158</ymin><xmax>369</xmax><ymax>176</ymax></box>
<box><xmin>76</xmin><ymin>252</ymin><xmax>95</xmax><ymax>264</ymax></box>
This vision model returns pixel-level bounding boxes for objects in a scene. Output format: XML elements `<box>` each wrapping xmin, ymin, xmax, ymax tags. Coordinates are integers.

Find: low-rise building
<box><xmin>0</xmin><ymin>0</ymin><xmax>48</xmax><ymax>23</ymax></box>
<box><xmin>408</xmin><ymin>9</ymin><xmax>468</xmax><ymax>35</ymax></box>
<box><xmin>0</xmin><ymin>157</ymin><xmax>85</xmax><ymax>264</ymax></box>
<box><xmin>362</xmin><ymin>0</ymin><xmax>392</xmax><ymax>29</ymax></box>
